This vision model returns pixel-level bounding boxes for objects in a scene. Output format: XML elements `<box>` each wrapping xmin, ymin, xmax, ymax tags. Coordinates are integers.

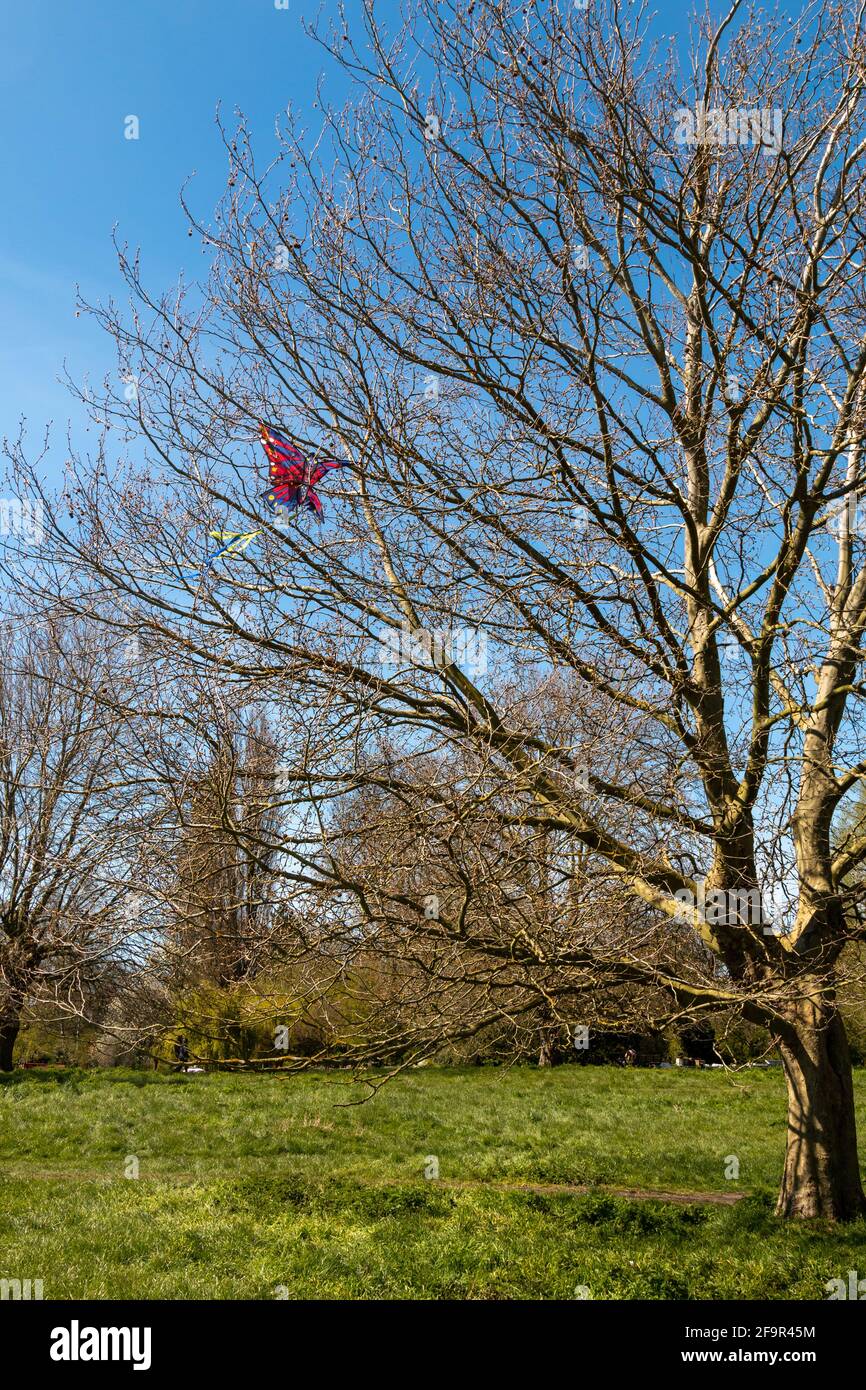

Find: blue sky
<box><xmin>0</xmin><ymin>0</ymin><xmax>777</xmax><ymax>477</ymax></box>
<box><xmin>0</xmin><ymin>0</ymin><xmax>342</xmax><ymax>473</ymax></box>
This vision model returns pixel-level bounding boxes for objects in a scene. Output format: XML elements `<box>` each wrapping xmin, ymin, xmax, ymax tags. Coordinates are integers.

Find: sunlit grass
<box><xmin>1</xmin><ymin>1066</ymin><xmax>864</xmax><ymax>1298</ymax></box>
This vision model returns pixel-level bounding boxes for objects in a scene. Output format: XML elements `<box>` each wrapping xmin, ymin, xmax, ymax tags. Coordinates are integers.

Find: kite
<box><xmin>206</xmin><ymin>529</ymin><xmax>263</xmax><ymax>560</ymax></box>
<box><xmin>179</xmin><ymin>529</ymin><xmax>262</xmax><ymax>581</ymax></box>
<box><xmin>259</xmin><ymin>421</ymin><xmax>348</xmax><ymax>518</ymax></box>
<box><xmin>180</xmin><ymin>423</ymin><xmax>348</xmax><ymax>582</ymax></box>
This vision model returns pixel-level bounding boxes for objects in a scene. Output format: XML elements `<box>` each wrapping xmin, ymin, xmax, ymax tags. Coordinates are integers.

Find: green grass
<box><xmin>1</xmin><ymin>1065</ymin><xmax>865</xmax><ymax>1299</ymax></box>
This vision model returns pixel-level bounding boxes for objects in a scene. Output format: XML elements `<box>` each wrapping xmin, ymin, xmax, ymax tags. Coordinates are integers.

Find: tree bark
<box><xmin>537</xmin><ymin>1026</ymin><xmax>556</xmax><ymax>1067</ymax></box>
<box><xmin>0</xmin><ymin>1017</ymin><xmax>20</xmax><ymax>1071</ymax></box>
<box><xmin>775</xmin><ymin>1001</ymin><xmax>866</xmax><ymax>1220</ymax></box>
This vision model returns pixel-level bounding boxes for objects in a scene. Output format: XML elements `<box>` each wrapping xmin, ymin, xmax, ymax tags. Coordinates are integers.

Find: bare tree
<box><xmin>8</xmin><ymin>0</ymin><xmax>866</xmax><ymax>1216</ymax></box>
<box><xmin>307</xmin><ymin>721</ymin><xmax>690</xmax><ymax>1067</ymax></box>
<box><xmin>0</xmin><ymin>612</ymin><xmax>152</xmax><ymax>1068</ymax></box>
<box><xmin>171</xmin><ymin>719</ymin><xmax>280</xmax><ymax>989</ymax></box>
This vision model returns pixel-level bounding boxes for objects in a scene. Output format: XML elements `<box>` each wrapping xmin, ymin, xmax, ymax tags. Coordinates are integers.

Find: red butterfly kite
<box><xmin>259</xmin><ymin>421</ymin><xmax>348</xmax><ymax>518</ymax></box>
<box><xmin>179</xmin><ymin>422</ymin><xmax>348</xmax><ymax>582</ymax></box>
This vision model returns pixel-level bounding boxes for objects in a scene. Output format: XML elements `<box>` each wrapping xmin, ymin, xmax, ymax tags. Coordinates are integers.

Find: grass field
<box><xmin>2</xmin><ymin>1065</ymin><xmax>865</xmax><ymax>1300</ymax></box>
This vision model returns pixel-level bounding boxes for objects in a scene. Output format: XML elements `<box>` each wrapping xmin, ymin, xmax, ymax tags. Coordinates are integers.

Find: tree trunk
<box><xmin>0</xmin><ymin>1017</ymin><xmax>20</xmax><ymax>1071</ymax></box>
<box><xmin>775</xmin><ymin>1001</ymin><xmax>866</xmax><ymax>1220</ymax></box>
<box><xmin>537</xmin><ymin>1030</ymin><xmax>554</xmax><ymax>1067</ymax></box>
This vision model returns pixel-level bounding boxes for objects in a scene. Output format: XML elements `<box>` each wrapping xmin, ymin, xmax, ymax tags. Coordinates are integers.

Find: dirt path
<box><xmin>396</xmin><ymin>1177</ymin><xmax>745</xmax><ymax>1206</ymax></box>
